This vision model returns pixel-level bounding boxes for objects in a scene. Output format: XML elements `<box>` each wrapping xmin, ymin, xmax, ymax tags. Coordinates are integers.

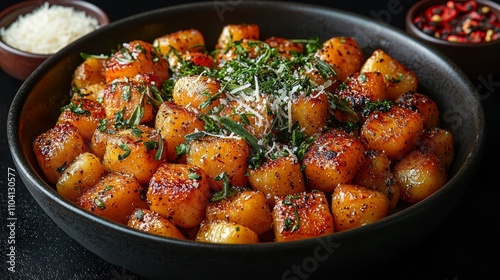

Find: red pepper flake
<box><xmin>413</xmin><ymin>0</ymin><xmax>500</xmax><ymax>43</ymax></box>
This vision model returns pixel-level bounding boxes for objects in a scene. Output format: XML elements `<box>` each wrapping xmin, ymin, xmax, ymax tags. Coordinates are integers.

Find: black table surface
<box><xmin>1</xmin><ymin>1</ymin><xmax>499</xmax><ymax>279</ymax></box>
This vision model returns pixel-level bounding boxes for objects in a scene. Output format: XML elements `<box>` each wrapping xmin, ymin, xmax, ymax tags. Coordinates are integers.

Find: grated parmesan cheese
<box><xmin>0</xmin><ymin>2</ymin><xmax>100</xmax><ymax>54</ymax></box>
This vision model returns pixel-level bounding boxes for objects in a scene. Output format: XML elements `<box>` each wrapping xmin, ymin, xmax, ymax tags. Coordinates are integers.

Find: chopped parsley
<box><xmin>60</xmin><ymin>101</ymin><xmax>90</xmax><ymax>116</ymax></box>
<box><xmin>210</xmin><ymin>172</ymin><xmax>238</xmax><ymax>202</ymax></box>
<box><xmin>118</xmin><ymin>143</ymin><xmax>131</xmax><ymax>160</ymax></box>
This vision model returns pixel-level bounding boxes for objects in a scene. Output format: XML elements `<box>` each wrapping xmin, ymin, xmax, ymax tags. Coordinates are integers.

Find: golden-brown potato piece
<box><xmin>72</xmin><ymin>56</ymin><xmax>107</xmax><ymax>90</ymax></box>
<box><xmin>56</xmin><ymin>152</ymin><xmax>106</xmax><ymax>203</ymax></box>
<box><xmin>195</xmin><ymin>220</ymin><xmax>259</xmax><ymax>244</ymax></box>
<box><xmin>57</xmin><ymin>98</ymin><xmax>106</xmax><ymax>142</ymax></box>
<box><xmin>360</xmin><ymin>105</ymin><xmax>424</xmax><ymax>160</ymax></box>
<box><xmin>273</xmin><ymin>191</ymin><xmax>334</xmax><ymax>242</ymax></box>
<box><xmin>206</xmin><ymin>188</ymin><xmax>273</xmax><ymax>236</ymax></box>
<box><xmin>104</xmin><ymin>40</ymin><xmax>170</xmax><ymax>84</ymax></box>
<box><xmin>186</xmin><ymin>136</ymin><xmax>249</xmax><ymax>191</ymax></box>
<box><xmin>333</xmin><ymin>72</ymin><xmax>388</xmax><ymax>123</ymax></box>
<box><xmin>396</xmin><ymin>91</ymin><xmax>440</xmax><ymax>129</ymax></box>
<box><xmin>302</xmin><ymin>129</ymin><xmax>365</xmax><ymax>193</ymax></box>
<box><xmin>291</xmin><ymin>91</ymin><xmax>330</xmax><ymax>137</ymax></box>
<box><xmin>417</xmin><ymin>127</ymin><xmax>455</xmax><ymax>171</ymax></box>
<box><xmin>153</xmin><ymin>28</ymin><xmax>206</xmax><ymax>55</ymax></box>
<box><xmin>247</xmin><ymin>156</ymin><xmax>305</xmax><ymax>206</ymax></box>
<box><xmin>128</xmin><ymin>208</ymin><xmax>186</xmax><ymax>240</ymax></box>
<box><xmin>153</xmin><ymin>28</ymin><xmax>212</xmax><ymax>74</ymax></box>
<box><xmin>353</xmin><ymin>150</ymin><xmax>400</xmax><ymax>209</ymax></box>
<box><xmin>102</xmin><ymin>81</ymin><xmax>155</xmax><ymax>125</ymax></box>
<box><xmin>215</xmin><ymin>39</ymin><xmax>263</xmax><ymax>65</ymax></box>
<box><xmin>215</xmin><ymin>23</ymin><xmax>260</xmax><ymax>50</ymax></box>
<box><xmin>360</xmin><ymin>49</ymin><xmax>418</xmax><ymax>100</ymax></box>
<box><xmin>155</xmin><ymin>101</ymin><xmax>205</xmax><ymax>163</ymax></box>
<box><xmin>147</xmin><ymin>163</ymin><xmax>211</xmax><ymax>228</ymax></box>
<box><xmin>264</xmin><ymin>36</ymin><xmax>305</xmax><ymax>58</ymax></box>
<box><xmin>103</xmin><ymin>124</ymin><xmax>166</xmax><ymax>185</ymax></box>
<box><xmin>331</xmin><ymin>183</ymin><xmax>390</xmax><ymax>232</ymax></box>
<box><xmin>393</xmin><ymin>148</ymin><xmax>448</xmax><ymax>203</ymax></box>
<box><xmin>89</xmin><ymin>120</ymin><xmax>117</xmax><ymax>159</ymax></box>
<box><xmin>74</xmin><ymin>83</ymin><xmax>106</xmax><ymax>104</ymax></box>
<box><xmin>340</xmin><ymin>72</ymin><xmax>388</xmax><ymax>102</ymax></box>
<box><xmin>33</xmin><ymin>122</ymin><xmax>89</xmax><ymax>184</ymax></box>
<box><xmin>172</xmin><ymin>75</ymin><xmax>222</xmax><ymax>114</ymax></box>
<box><xmin>315</xmin><ymin>37</ymin><xmax>365</xmax><ymax>84</ymax></box>
<box><xmin>220</xmin><ymin>94</ymin><xmax>274</xmax><ymax>139</ymax></box>
<box><xmin>77</xmin><ymin>172</ymin><xmax>148</xmax><ymax>224</ymax></box>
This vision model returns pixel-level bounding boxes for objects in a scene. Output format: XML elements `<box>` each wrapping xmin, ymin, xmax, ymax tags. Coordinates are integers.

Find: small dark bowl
<box><xmin>405</xmin><ymin>0</ymin><xmax>500</xmax><ymax>79</ymax></box>
<box><xmin>7</xmin><ymin>1</ymin><xmax>485</xmax><ymax>279</ymax></box>
<box><xmin>0</xmin><ymin>0</ymin><xmax>109</xmax><ymax>80</ymax></box>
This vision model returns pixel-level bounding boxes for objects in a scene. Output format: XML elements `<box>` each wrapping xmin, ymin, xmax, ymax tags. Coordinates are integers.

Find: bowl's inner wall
<box><xmin>9</xmin><ymin>2</ymin><xmax>484</xmax><ymax>278</ymax></box>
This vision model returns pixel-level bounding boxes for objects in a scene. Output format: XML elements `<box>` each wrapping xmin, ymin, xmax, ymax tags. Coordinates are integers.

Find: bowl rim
<box><xmin>0</xmin><ymin>0</ymin><xmax>110</xmax><ymax>57</ymax></box>
<box><xmin>405</xmin><ymin>0</ymin><xmax>500</xmax><ymax>47</ymax></box>
<box><xmin>7</xmin><ymin>0</ymin><xmax>486</xmax><ymax>251</ymax></box>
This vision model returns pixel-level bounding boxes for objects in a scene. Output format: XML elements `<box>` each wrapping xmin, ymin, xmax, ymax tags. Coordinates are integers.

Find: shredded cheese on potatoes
<box><xmin>0</xmin><ymin>2</ymin><xmax>99</xmax><ymax>54</ymax></box>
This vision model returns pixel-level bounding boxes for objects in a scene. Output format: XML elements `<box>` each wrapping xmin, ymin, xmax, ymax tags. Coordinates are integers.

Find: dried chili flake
<box><xmin>413</xmin><ymin>0</ymin><xmax>500</xmax><ymax>43</ymax></box>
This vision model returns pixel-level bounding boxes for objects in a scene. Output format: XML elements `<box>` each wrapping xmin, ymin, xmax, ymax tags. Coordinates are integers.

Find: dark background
<box><xmin>1</xmin><ymin>0</ymin><xmax>499</xmax><ymax>279</ymax></box>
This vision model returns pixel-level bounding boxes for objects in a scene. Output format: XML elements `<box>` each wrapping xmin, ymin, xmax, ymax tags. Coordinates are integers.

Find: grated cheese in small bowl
<box><xmin>1</xmin><ymin>2</ymin><xmax>100</xmax><ymax>55</ymax></box>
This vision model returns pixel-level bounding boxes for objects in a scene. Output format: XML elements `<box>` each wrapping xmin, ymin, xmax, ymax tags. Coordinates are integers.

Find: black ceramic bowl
<box><xmin>7</xmin><ymin>1</ymin><xmax>485</xmax><ymax>279</ymax></box>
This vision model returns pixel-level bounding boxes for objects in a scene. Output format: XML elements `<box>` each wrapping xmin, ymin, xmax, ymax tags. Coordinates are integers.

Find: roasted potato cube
<box><xmin>303</xmin><ymin>129</ymin><xmax>365</xmax><ymax>193</ymax></box>
<box><xmin>331</xmin><ymin>183</ymin><xmax>390</xmax><ymax>232</ymax></box>
<box><xmin>77</xmin><ymin>172</ymin><xmax>148</xmax><ymax>224</ymax></box>
<box><xmin>333</xmin><ymin>71</ymin><xmax>388</xmax><ymax>123</ymax></box>
<box><xmin>71</xmin><ymin>56</ymin><xmax>106</xmax><ymax>91</ymax></box>
<box><xmin>220</xmin><ymin>94</ymin><xmax>274</xmax><ymax>139</ymax></box>
<box><xmin>75</xmin><ymin>83</ymin><xmax>106</xmax><ymax>104</ymax></box>
<box><xmin>315</xmin><ymin>36</ymin><xmax>365</xmax><ymax>84</ymax></box>
<box><xmin>340</xmin><ymin>72</ymin><xmax>388</xmax><ymax>102</ymax></box>
<box><xmin>206</xmin><ymin>188</ymin><xmax>273</xmax><ymax>236</ymax></box>
<box><xmin>360</xmin><ymin>105</ymin><xmax>424</xmax><ymax>160</ymax></box>
<box><xmin>102</xmin><ymin>81</ymin><xmax>155</xmax><ymax>125</ymax></box>
<box><xmin>147</xmin><ymin>163</ymin><xmax>211</xmax><ymax>228</ymax></box>
<box><xmin>155</xmin><ymin>101</ymin><xmax>205</xmax><ymax>163</ymax></box>
<box><xmin>33</xmin><ymin>122</ymin><xmax>89</xmax><ymax>184</ymax></box>
<box><xmin>247</xmin><ymin>156</ymin><xmax>306</xmax><ymax>206</ymax></box>
<box><xmin>172</xmin><ymin>75</ymin><xmax>222</xmax><ymax>114</ymax></box>
<box><xmin>396</xmin><ymin>91</ymin><xmax>440</xmax><ymax>129</ymax></box>
<box><xmin>353</xmin><ymin>150</ymin><xmax>399</xmax><ymax>209</ymax></box>
<box><xmin>56</xmin><ymin>98</ymin><xmax>106</xmax><ymax>142</ymax></box>
<box><xmin>273</xmin><ymin>191</ymin><xmax>334</xmax><ymax>242</ymax></box>
<box><xmin>216</xmin><ymin>23</ymin><xmax>260</xmax><ymax>50</ymax></box>
<box><xmin>89</xmin><ymin>120</ymin><xmax>116</xmax><ymax>159</ymax></box>
<box><xmin>195</xmin><ymin>220</ymin><xmax>259</xmax><ymax>244</ymax></box>
<box><xmin>264</xmin><ymin>36</ymin><xmax>305</xmax><ymax>58</ymax></box>
<box><xmin>215</xmin><ymin>39</ymin><xmax>263</xmax><ymax>65</ymax></box>
<box><xmin>186</xmin><ymin>136</ymin><xmax>249</xmax><ymax>191</ymax></box>
<box><xmin>153</xmin><ymin>28</ymin><xmax>212</xmax><ymax>74</ymax></box>
<box><xmin>417</xmin><ymin>127</ymin><xmax>455</xmax><ymax>171</ymax></box>
<box><xmin>153</xmin><ymin>28</ymin><xmax>206</xmax><ymax>55</ymax></box>
<box><xmin>103</xmin><ymin>124</ymin><xmax>166</xmax><ymax>184</ymax></box>
<box><xmin>291</xmin><ymin>91</ymin><xmax>330</xmax><ymax>137</ymax></box>
<box><xmin>393</xmin><ymin>148</ymin><xmax>448</xmax><ymax>203</ymax></box>
<box><xmin>104</xmin><ymin>40</ymin><xmax>170</xmax><ymax>84</ymax></box>
<box><xmin>56</xmin><ymin>152</ymin><xmax>106</xmax><ymax>203</ymax></box>
<box><xmin>128</xmin><ymin>208</ymin><xmax>186</xmax><ymax>240</ymax></box>
<box><xmin>360</xmin><ymin>49</ymin><xmax>418</xmax><ymax>100</ymax></box>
